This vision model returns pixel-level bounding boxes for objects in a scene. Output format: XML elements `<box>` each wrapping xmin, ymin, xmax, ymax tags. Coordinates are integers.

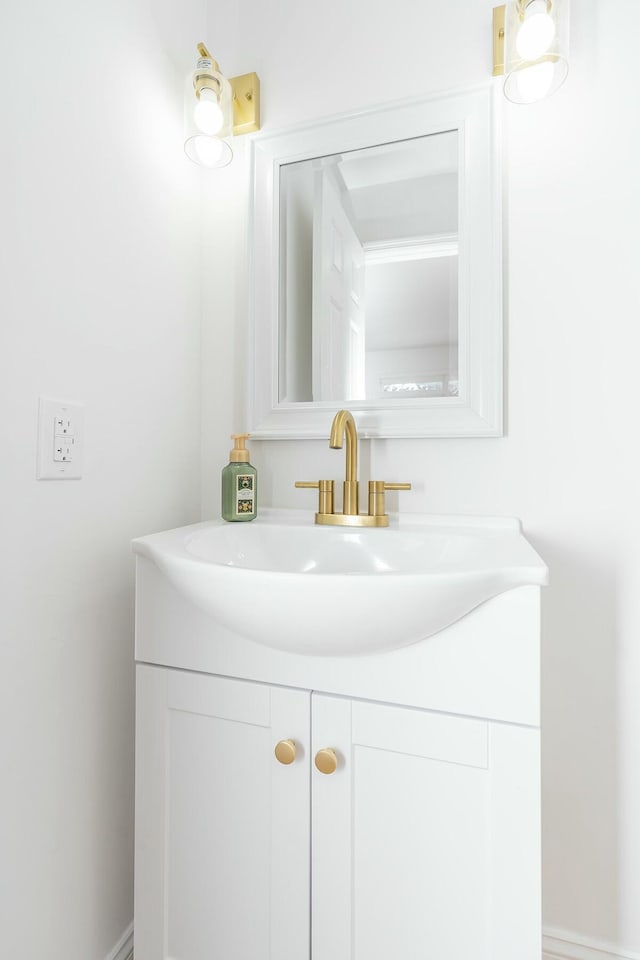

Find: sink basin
<box><xmin>132</xmin><ymin>509</ymin><xmax>548</xmax><ymax>656</ymax></box>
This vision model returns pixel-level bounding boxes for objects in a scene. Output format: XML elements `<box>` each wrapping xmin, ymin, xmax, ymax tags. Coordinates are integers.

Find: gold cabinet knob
<box><xmin>274</xmin><ymin>739</ymin><xmax>297</xmax><ymax>765</ymax></box>
<box><xmin>314</xmin><ymin>747</ymin><xmax>338</xmax><ymax>775</ymax></box>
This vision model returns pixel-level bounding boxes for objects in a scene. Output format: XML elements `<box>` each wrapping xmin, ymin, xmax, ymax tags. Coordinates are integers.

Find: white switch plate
<box><xmin>37</xmin><ymin>397</ymin><xmax>84</xmax><ymax>480</ymax></box>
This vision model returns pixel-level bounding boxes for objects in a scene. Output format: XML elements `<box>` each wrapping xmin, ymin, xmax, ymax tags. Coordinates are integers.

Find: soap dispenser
<box><xmin>221</xmin><ymin>434</ymin><xmax>257</xmax><ymax>522</ymax></box>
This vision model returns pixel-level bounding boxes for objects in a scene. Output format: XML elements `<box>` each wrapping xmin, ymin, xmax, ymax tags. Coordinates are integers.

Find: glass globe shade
<box><xmin>184</xmin><ymin>134</ymin><xmax>233</xmax><ymax>169</ymax></box>
<box><xmin>512</xmin><ymin>60</ymin><xmax>554</xmax><ymax>102</ymax></box>
<box><xmin>195</xmin><ymin>136</ymin><xmax>224</xmax><ymax>166</ymax></box>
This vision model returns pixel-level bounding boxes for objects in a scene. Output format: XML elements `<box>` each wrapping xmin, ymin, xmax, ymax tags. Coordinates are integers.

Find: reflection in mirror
<box><xmin>279</xmin><ymin>131</ymin><xmax>459</xmax><ymax>405</ymax></box>
<box><xmin>250</xmin><ymin>85</ymin><xmax>501</xmax><ymax>438</ymax></box>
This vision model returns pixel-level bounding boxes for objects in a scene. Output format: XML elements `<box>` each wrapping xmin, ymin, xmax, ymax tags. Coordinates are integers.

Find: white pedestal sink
<box><xmin>132</xmin><ymin>508</ymin><xmax>547</xmax><ymax>656</ymax></box>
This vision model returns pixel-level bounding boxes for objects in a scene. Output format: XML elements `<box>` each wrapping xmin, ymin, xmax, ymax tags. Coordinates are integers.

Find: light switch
<box><xmin>37</xmin><ymin>398</ymin><xmax>84</xmax><ymax>480</ymax></box>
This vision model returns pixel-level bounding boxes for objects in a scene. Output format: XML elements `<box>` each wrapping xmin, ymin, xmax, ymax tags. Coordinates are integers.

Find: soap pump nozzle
<box><xmin>229</xmin><ymin>433</ymin><xmax>251</xmax><ymax>463</ymax></box>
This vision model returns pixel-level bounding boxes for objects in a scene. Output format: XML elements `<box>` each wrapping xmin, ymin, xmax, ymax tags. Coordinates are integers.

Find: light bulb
<box><xmin>194</xmin><ymin>88</ymin><xmax>224</xmax><ymax>136</ymax></box>
<box><xmin>516</xmin><ymin>0</ymin><xmax>556</xmax><ymax>60</ymax></box>
<box><xmin>513</xmin><ymin>60</ymin><xmax>555</xmax><ymax>102</ymax></box>
<box><xmin>193</xmin><ymin>136</ymin><xmax>225</xmax><ymax>167</ymax></box>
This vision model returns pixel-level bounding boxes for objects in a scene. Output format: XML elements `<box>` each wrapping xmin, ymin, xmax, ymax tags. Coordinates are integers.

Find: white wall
<box><xmin>201</xmin><ymin>0</ymin><xmax>640</xmax><ymax>955</ymax></box>
<box><xmin>0</xmin><ymin>0</ymin><xmax>206</xmax><ymax>956</ymax></box>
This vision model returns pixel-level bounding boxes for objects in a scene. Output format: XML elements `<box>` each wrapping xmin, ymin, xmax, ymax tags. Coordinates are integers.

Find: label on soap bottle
<box><xmin>235</xmin><ymin>474</ymin><xmax>255</xmax><ymax>515</ymax></box>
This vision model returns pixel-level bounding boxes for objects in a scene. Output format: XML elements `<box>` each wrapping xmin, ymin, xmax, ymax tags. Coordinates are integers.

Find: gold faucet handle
<box><xmin>295</xmin><ymin>479</ymin><xmax>335</xmax><ymax>515</ymax></box>
<box><xmin>368</xmin><ymin>481</ymin><xmax>412</xmax><ymax>519</ymax></box>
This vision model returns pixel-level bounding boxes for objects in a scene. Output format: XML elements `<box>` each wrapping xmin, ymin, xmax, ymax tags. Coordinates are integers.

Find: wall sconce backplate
<box><xmin>493</xmin><ymin>4</ymin><xmax>506</xmax><ymax>76</ymax></box>
<box><xmin>230</xmin><ymin>72</ymin><xmax>261</xmax><ymax>135</ymax></box>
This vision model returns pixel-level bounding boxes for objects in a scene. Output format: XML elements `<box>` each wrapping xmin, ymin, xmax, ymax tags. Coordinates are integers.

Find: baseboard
<box><xmin>114</xmin><ymin>920</ymin><xmax>638</xmax><ymax>960</ymax></box>
<box><xmin>105</xmin><ymin>921</ymin><xmax>134</xmax><ymax>960</ymax></box>
<box><xmin>543</xmin><ymin>927</ymin><xmax>640</xmax><ymax>960</ymax></box>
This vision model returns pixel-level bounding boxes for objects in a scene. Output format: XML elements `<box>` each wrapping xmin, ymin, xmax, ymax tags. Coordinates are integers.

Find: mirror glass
<box><xmin>250</xmin><ymin>87</ymin><xmax>502</xmax><ymax>438</ymax></box>
<box><xmin>279</xmin><ymin>132</ymin><xmax>459</xmax><ymax>405</ymax></box>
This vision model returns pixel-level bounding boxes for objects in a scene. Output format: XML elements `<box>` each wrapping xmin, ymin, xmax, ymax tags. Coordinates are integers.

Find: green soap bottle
<box><xmin>221</xmin><ymin>434</ymin><xmax>257</xmax><ymax>522</ymax></box>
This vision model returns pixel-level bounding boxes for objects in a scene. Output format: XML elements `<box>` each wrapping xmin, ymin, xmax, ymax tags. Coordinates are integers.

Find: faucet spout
<box><xmin>329</xmin><ymin>409</ymin><xmax>359</xmax><ymax>515</ymax></box>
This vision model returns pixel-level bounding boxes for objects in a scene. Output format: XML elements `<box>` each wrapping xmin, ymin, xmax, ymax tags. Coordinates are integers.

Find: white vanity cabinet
<box><xmin>134</xmin><ymin>647</ymin><xmax>541</xmax><ymax>960</ymax></box>
<box><xmin>133</xmin><ymin>514</ymin><xmax>546</xmax><ymax>960</ymax></box>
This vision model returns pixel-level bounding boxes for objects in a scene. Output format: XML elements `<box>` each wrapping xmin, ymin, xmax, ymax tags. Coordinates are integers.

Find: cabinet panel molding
<box><xmin>352</xmin><ymin>699</ymin><xmax>488</xmax><ymax>769</ymax></box>
<box><xmin>167</xmin><ymin>668</ymin><xmax>271</xmax><ymax>725</ymax></box>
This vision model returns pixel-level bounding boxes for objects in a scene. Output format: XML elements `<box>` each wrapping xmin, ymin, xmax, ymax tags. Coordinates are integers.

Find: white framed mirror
<box><xmin>249</xmin><ymin>85</ymin><xmax>502</xmax><ymax>438</ymax></box>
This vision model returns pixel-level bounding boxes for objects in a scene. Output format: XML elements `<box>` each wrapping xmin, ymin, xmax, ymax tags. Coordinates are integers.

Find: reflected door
<box><xmin>312</xmin><ymin>165</ymin><xmax>365</xmax><ymax>401</ymax></box>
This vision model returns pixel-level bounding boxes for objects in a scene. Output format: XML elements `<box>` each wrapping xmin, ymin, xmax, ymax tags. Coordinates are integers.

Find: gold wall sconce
<box><xmin>493</xmin><ymin>0</ymin><xmax>569</xmax><ymax>103</ymax></box>
<box><xmin>184</xmin><ymin>43</ymin><xmax>260</xmax><ymax>169</ymax></box>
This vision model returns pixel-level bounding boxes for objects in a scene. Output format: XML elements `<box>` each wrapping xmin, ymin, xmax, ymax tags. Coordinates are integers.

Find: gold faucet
<box><xmin>329</xmin><ymin>409</ymin><xmax>359</xmax><ymax>516</ymax></box>
<box><xmin>296</xmin><ymin>409</ymin><xmax>411</xmax><ymax>527</ymax></box>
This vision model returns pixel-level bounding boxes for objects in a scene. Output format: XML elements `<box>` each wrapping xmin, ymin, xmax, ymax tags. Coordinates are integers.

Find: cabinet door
<box><xmin>311</xmin><ymin>694</ymin><xmax>540</xmax><ymax>960</ymax></box>
<box><xmin>135</xmin><ymin>664</ymin><xmax>310</xmax><ymax>960</ymax></box>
